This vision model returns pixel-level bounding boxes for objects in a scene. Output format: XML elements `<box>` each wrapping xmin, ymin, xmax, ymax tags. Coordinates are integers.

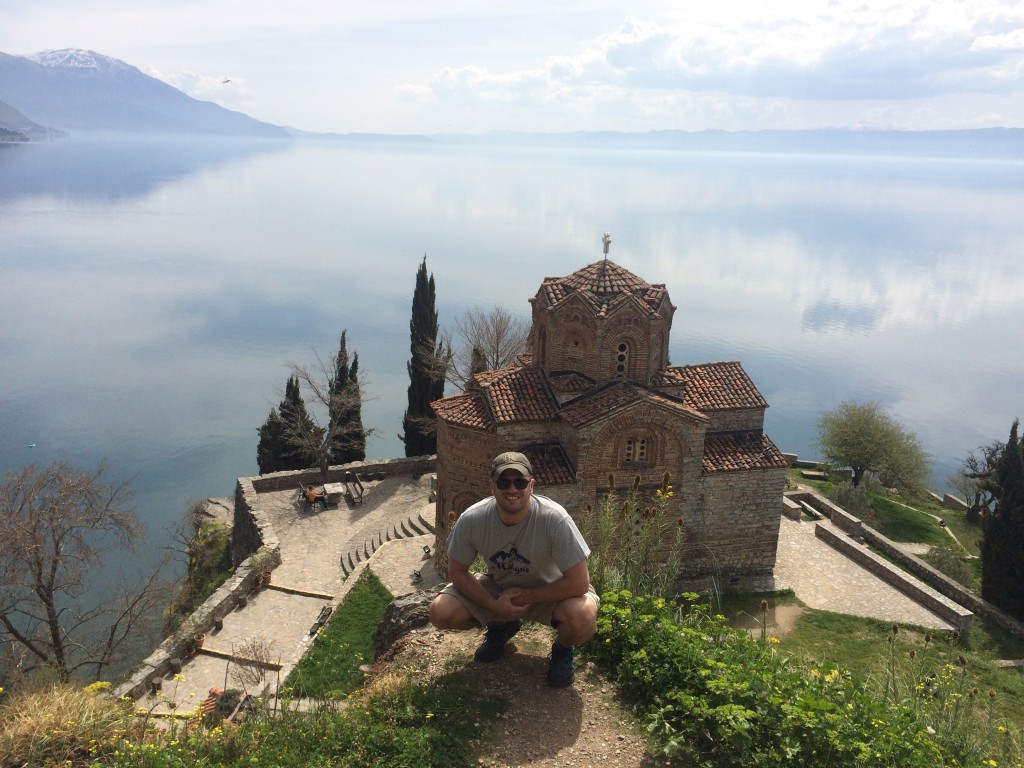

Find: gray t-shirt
<box><xmin>447</xmin><ymin>494</ymin><xmax>590</xmax><ymax>590</ymax></box>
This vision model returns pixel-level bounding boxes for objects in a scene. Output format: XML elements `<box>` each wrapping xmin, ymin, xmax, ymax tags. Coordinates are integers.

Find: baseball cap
<box><xmin>490</xmin><ymin>451</ymin><xmax>533</xmax><ymax>480</ymax></box>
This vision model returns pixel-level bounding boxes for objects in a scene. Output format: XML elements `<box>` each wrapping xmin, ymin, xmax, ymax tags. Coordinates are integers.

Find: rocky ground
<box><xmin>375</xmin><ymin>622</ymin><xmax>663</xmax><ymax>768</ymax></box>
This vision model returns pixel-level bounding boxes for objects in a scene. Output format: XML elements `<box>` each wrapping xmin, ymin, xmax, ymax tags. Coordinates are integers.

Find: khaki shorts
<box><xmin>440</xmin><ymin>573</ymin><xmax>600</xmax><ymax>628</ymax></box>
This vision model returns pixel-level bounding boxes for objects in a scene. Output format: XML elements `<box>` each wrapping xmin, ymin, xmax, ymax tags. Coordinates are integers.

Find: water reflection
<box><xmin>2</xmin><ymin>138</ymin><xmax>1023</xmax><ymax>559</ymax></box>
<box><xmin>0</xmin><ymin>135</ymin><xmax>290</xmax><ymax>203</ymax></box>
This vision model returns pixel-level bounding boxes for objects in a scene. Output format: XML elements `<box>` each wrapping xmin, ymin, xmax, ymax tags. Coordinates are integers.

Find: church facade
<box><xmin>430</xmin><ymin>256</ymin><xmax>789</xmax><ymax>589</ymax></box>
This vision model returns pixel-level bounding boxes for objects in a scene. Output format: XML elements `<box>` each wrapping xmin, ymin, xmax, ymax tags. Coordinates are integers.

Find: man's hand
<box><xmin>494</xmin><ymin>588</ymin><xmax>529</xmax><ymax>619</ymax></box>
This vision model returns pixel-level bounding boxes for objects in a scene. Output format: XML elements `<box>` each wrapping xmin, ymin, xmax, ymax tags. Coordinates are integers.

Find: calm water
<box><xmin>2</xmin><ymin>136</ymin><xmax>1023</xmax><ymax>573</ymax></box>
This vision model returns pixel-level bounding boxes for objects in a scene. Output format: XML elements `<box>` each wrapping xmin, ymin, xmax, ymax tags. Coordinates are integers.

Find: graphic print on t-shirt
<box><xmin>490</xmin><ymin>546</ymin><xmax>531</xmax><ymax>577</ymax></box>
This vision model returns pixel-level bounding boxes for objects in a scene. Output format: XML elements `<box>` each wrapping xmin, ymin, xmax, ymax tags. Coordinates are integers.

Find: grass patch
<box><xmin>0</xmin><ymin>682</ymin><xmax>135</xmax><ymax>766</ymax></box>
<box><xmin>863</xmin><ymin>495</ymin><xmax>949</xmax><ymax>545</ymax></box>
<box><xmin>941</xmin><ymin>508</ymin><xmax>983</xmax><ymax>556</ymax></box>
<box><xmin>108</xmin><ymin>666</ymin><xmax>507</xmax><ymax>768</ymax></box>
<box><xmin>779</xmin><ymin>608</ymin><xmax>1024</xmax><ymax>726</ymax></box>
<box><xmin>282</xmin><ymin>570</ymin><xmax>393</xmax><ymax>699</ymax></box>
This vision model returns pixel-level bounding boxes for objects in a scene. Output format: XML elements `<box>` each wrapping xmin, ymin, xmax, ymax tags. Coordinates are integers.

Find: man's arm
<box><xmin>513</xmin><ymin>559</ymin><xmax>590</xmax><ymax>607</ymax></box>
<box><xmin>449</xmin><ymin>558</ymin><xmax>527</xmax><ymax>620</ymax></box>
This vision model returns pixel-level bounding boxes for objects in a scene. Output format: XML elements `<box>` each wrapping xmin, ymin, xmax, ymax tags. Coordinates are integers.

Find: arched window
<box><xmin>615</xmin><ymin>341</ymin><xmax>630</xmax><ymax>378</ymax></box>
<box><xmin>624</xmin><ymin>436</ymin><xmax>649</xmax><ymax>464</ymax></box>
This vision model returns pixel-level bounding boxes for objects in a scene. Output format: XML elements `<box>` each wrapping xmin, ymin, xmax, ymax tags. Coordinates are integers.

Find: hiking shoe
<box><xmin>547</xmin><ymin>642</ymin><xmax>575</xmax><ymax>687</ymax></box>
<box><xmin>474</xmin><ymin>620</ymin><xmax>522</xmax><ymax>663</ymax></box>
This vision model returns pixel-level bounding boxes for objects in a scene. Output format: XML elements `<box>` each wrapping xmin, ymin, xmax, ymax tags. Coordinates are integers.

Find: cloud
<box><xmin>408</xmin><ymin>8</ymin><xmax>1024</xmax><ymax>115</ymax></box>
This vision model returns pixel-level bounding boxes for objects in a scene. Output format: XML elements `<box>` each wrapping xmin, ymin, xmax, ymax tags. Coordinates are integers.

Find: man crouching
<box><xmin>428</xmin><ymin>451</ymin><xmax>599</xmax><ymax>687</ymax></box>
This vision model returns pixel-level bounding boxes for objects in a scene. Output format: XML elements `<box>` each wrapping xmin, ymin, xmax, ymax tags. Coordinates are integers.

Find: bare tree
<box><xmin>283</xmin><ymin>335</ymin><xmax>374</xmax><ymax>479</ymax></box>
<box><xmin>440</xmin><ymin>305</ymin><xmax>531</xmax><ymax>389</ymax></box>
<box><xmin>0</xmin><ymin>462</ymin><xmax>170</xmax><ymax>683</ymax></box>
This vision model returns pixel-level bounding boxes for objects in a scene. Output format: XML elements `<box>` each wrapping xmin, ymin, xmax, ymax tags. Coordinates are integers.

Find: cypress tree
<box><xmin>256</xmin><ymin>375</ymin><xmax>317</xmax><ymax>473</ymax></box>
<box><xmin>330</xmin><ymin>331</ymin><xmax>367</xmax><ymax>464</ymax></box>
<box><xmin>256</xmin><ymin>407</ymin><xmax>287</xmax><ymax>474</ymax></box>
<box><xmin>402</xmin><ymin>256</ymin><xmax>444</xmax><ymax>456</ymax></box>
<box><xmin>981</xmin><ymin>419</ymin><xmax>1024</xmax><ymax>620</ymax></box>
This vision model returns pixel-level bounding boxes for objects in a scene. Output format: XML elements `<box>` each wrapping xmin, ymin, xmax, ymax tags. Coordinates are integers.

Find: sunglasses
<box><xmin>495</xmin><ymin>477</ymin><xmax>531</xmax><ymax>490</ymax></box>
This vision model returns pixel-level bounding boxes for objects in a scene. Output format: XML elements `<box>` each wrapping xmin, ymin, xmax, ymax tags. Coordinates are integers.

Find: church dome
<box><xmin>536</xmin><ymin>259</ymin><xmax>671</xmax><ymax>318</ymax></box>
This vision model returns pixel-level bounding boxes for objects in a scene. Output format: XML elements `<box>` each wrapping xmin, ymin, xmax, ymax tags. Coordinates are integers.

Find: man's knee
<box><xmin>554</xmin><ymin>595</ymin><xmax>598</xmax><ymax>642</ymax></box>
<box><xmin>429</xmin><ymin>592</ymin><xmax>475</xmax><ymax>630</ymax></box>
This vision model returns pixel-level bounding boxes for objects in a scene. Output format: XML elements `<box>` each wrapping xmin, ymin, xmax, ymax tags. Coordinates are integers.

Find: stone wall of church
<box><xmin>432</xmin><ymin>422</ymin><xmax>495</xmax><ymax>533</ymax></box>
<box><xmin>571</xmin><ymin>407</ymin><xmax>706</xmax><ymax>522</ymax></box>
<box><xmin>705</xmin><ymin>407</ymin><xmax>766</xmax><ymax>433</ymax></box>
<box><xmin>679</xmin><ymin>466</ymin><xmax>787</xmax><ymax>586</ymax></box>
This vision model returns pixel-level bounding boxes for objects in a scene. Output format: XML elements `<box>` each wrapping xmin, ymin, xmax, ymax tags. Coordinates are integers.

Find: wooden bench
<box><xmin>345</xmin><ymin>472</ymin><xmax>364</xmax><ymax>506</ymax></box>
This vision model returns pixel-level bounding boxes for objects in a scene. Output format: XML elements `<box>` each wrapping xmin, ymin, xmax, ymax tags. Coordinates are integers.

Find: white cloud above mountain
<box><xmin>2</xmin><ymin>1</ymin><xmax>1022</xmax><ymax>133</ymax></box>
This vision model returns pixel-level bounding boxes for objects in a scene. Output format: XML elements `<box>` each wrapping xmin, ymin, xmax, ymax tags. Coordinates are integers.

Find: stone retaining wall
<box><xmin>814</xmin><ymin>524</ymin><xmax>973</xmax><ymax>634</ymax></box>
<box><xmin>860</xmin><ymin>526</ymin><xmax>1024</xmax><ymax>640</ymax></box>
<box><xmin>113</xmin><ymin>553</ymin><xmax>275</xmax><ymax>702</ymax></box>
<box><xmin>788</xmin><ymin>491</ymin><xmax>863</xmax><ymax>539</ymax></box>
<box><xmin>791</xmin><ymin>487</ymin><xmax>1024</xmax><ymax>640</ymax></box>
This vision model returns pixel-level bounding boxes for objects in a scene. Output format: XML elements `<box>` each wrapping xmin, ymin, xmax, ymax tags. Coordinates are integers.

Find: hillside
<box><xmin>0</xmin><ymin>49</ymin><xmax>288</xmax><ymax>138</ymax></box>
<box><xmin>0</xmin><ymin>97</ymin><xmax>64</xmax><ymax>141</ymax></box>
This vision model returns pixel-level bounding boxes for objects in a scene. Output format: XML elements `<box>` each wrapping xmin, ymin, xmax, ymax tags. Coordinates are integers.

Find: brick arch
<box><xmin>580</xmin><ymin>409</ymin><xmax>691</xmax><ymax>497</ymax></box>
<box><xmin>605</xmin><ymin>331</ymin><xmax>642</xmax><ymax>381</ymax></box>
<box><xmin>550</xmin><ymin>322</ymin><xmax>597</xmax><ymax>377</ymax></box>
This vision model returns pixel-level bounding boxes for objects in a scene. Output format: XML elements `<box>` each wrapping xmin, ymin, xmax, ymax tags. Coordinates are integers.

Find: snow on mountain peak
<box><xmin>27</xmin><ymin>48</ymin><xmax>131</xmax><ymax>73</ymax></box>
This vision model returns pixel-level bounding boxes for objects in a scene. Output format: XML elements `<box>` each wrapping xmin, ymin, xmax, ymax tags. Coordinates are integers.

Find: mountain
<box><xmin>0</xmin><ymin>97</ymin><xmax>65</xmax><ymax>141</ymax></box>
<box><xmin>0</xmin><ymin>49</ymin><xmax>288</xmax><ymax>138</ymax></box>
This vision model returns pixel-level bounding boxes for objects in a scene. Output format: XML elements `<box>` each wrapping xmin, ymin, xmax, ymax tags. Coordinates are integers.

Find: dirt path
<box><xmin>382</xmin><ymin>623</ymin><xmax>660</xmax><ymax>767</ymax></box>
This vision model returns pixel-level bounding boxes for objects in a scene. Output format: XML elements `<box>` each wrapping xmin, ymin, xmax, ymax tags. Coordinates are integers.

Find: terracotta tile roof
<box><xmin>521</xmin><ymin>444</ymin><xmax>576</xmax><ymax>486</ymax></box>
<box><xmin>560</xmin><ymin>381</ymin><xmax>705</xmax><ymax>429</ymax></box>
<box><xmin>650</xmin><ymin>367</ymin><xmax>688</xmax><ymax>387</ymax></box>
<box><xmin>548</xmin><ymin>371</ymin><xmax>596</xmax><ymax>395</ymax></box>
<box><xmin>470</xmin><ymin>365</ymin><xmax>559</xmax><ymax>424</ymax></box>
<box><xmin>431</xmin><ymin>392</ymin><xmax>492</xmax><ymax>430</ymax></box>
<box><xmin>671</xmin><ymin>361</ymin><xmax>769</xmax><ymax>412</ymax></box>
<box><xmin>703</xmin><ymin>432</ymin><xmax>789</xmax><ymax>473</ymax></box>
<box><xmin>537</xmin><ymin>259</ymin><xmax>670</xmax><ymax>319</ymax></box>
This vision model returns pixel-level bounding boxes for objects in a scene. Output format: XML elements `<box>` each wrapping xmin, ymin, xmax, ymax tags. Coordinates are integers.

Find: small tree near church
<box><xmin>817</xmin><ymin>401</ymin><xmax>930</xmax><ymax>495</ymax></box>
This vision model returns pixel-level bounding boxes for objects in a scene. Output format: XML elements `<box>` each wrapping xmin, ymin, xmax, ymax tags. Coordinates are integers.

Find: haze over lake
<box><xmin>2</xmin><ymin>135</ymin><xmax>1023</xmax><ymax>572</ymax></box>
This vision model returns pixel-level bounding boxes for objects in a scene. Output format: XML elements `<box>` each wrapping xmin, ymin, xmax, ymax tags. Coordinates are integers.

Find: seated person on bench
<box><xmin>306</xmin><ymin>485</ymin><xmax>327</xmax><ymax>508</ymax></box>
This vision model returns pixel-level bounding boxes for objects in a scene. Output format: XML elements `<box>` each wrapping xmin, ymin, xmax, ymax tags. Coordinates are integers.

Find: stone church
<box><xmin>430</xmin><ymin>252</ymin><xmax>789</xmax><ymax>589</ymax></box>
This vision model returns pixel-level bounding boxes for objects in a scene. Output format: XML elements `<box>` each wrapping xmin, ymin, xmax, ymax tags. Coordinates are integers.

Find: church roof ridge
<box><xmin>536</xmin><ymin>259</ymin><xmax>670</xmax><ymax>317</ymax></box>
<box><xmin>559</xmin><ymin>379</ymin><xmax>706</xmax><ymax>429</ymax></box>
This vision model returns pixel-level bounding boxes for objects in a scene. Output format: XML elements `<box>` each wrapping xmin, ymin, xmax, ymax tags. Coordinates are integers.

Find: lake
<box><xmin>2</xmin><ymin>134</ymin><xmax>1023</xmax><ymax>576</ymax></box>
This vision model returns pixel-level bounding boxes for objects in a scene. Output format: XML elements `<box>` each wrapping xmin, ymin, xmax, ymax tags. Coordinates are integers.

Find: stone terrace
<box><xmin>130</xmin><ymin>471</ymin><xmax>443</xmax><ymax>716</ymax></box>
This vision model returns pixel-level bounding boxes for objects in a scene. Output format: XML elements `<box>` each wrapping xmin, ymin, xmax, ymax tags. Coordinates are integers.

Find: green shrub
<box><xmin>587</xmin><ymin>589</ymin><xmax>1019</xmax><ymax>767</ymax></box>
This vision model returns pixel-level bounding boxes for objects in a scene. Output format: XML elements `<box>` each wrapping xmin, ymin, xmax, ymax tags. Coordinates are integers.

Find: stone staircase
<box><xmin>340</xmin><ymin>511</ymin><xmax>435</xmax><ymax>579</ymax></box>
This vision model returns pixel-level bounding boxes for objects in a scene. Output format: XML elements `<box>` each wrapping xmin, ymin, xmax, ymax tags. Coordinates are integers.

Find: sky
<box><xmin>2</xmin><ymin>1</ymin><xmax>1024</xmax><ymax>134</ymax></box>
